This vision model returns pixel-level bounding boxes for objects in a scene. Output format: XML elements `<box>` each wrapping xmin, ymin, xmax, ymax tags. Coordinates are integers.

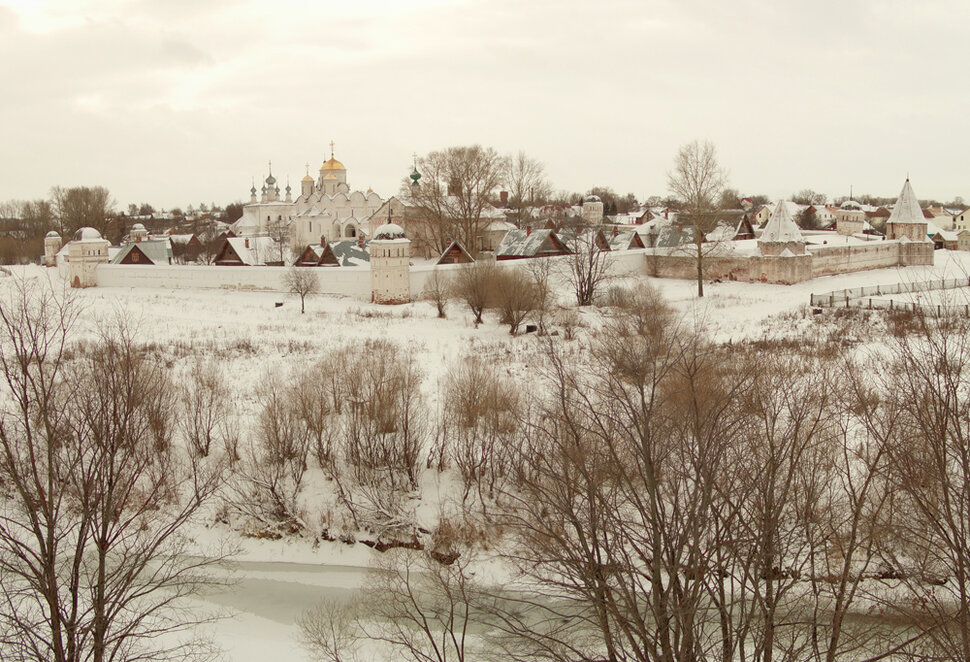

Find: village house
<box><xmin>111</xmin><ymin>238</ymin><xmax>173</xmax><ymax>265</ymax></box>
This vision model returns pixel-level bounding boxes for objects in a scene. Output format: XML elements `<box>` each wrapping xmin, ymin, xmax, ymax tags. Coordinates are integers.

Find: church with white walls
<box><xmin>231</xmin><ymin>145</ymin><xmax>384</xmax><ymax>247</ymax></box>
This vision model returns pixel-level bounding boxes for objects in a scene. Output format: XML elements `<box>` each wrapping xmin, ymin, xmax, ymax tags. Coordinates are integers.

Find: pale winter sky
<box><xmin>0</xmin><ymin>0</ymin><xmax>967</xmax><ymax>210</ymax></box>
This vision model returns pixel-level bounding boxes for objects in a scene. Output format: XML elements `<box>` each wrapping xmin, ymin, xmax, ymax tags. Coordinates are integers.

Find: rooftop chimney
<box><xmin>526</xmin><ymin>226</ymin><xmax>532</xmax><ymax>236</ymax></box>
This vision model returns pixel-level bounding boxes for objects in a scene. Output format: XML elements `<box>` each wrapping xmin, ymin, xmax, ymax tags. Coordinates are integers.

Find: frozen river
<box><xmin>189</xmin><ymin>560</ymin><xmax>377</xmax><ymax>662</ymax></box>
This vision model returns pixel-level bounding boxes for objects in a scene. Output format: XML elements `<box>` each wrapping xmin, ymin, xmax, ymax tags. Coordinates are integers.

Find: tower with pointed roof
<box><xmin>886</xmin><ymin>178</ymin><xmax>929</xmax><ymax>242</ymax></box>
<box><xmin>758</xmin><ymin>200</ymin><xmax>806</xmax><ymax>255</ymax></box>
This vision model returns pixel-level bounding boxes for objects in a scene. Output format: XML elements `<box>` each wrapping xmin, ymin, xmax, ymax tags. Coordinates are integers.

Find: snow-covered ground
<box><xmin>8</xmin><ymin>251</ymin><xmax>970</xmax><ymax>661</ymax></box>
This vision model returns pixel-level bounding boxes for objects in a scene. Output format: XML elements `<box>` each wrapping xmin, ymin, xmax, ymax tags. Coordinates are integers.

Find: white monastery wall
<box><xmin>95</xmin><ymin>264</ymin><xmax>372</xmax><ymax>297</ymax></box>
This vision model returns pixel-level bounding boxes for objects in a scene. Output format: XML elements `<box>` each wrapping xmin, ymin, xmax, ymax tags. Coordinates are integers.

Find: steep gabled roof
<box><xmin>216</xmin><ymin>236</ymin><xmax>282</xmax><ymax>266</ymax></box>
<box><xmin>760</xmin><ymin>200</ymin><xmax>804</xmax><ymax>243</ymax></box>
<box><xmin>887</xmin><ymin>179</ymin><xmax>926</xmax><ymax>225</ymax></box>
<box><xmin>436</xmin><ymin>240</ymin><xmax>475</xmax><ymax>265</ymax></box>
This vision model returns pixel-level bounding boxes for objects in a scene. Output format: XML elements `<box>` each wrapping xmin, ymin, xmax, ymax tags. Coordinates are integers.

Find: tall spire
<box><xmin>330</xmin><ymin>140</ymin><xmax>335</xmax><ymax>158</ymax></box>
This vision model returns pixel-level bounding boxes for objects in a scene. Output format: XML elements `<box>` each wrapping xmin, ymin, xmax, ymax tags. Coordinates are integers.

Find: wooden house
<box><xmin>734</xmin><ymin>214</ymin><xmax>756</xmax><ymax>240</ymax></box>
<box><xmin>110</xmin><ymin>238</ymin><xmax>173</xmax><ymax>265</ymax></box>
<box><xmin>214</xmin><ymin>236</ymin><xmax>285</xmax><ymax>266</ymax></box>
<box><xmin>168</xmin><ymin>234</ymin><xmax>202</xmax><ymax>263</ymax></box>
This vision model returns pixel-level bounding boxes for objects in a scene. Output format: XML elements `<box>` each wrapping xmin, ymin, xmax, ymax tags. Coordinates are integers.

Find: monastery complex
<box><xmin>45</xmin><ymin>148</ymin><xmax>937</xmax><ymax>301</ymax></box>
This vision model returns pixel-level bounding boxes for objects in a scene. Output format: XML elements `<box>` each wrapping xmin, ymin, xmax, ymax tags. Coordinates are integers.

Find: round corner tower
<box><xmin>369</xmin><ymin>221</ymin><xmax>411</xmax><ymax>304</ymax></box>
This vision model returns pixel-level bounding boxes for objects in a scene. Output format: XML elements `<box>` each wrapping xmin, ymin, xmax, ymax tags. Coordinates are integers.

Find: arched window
<box><xmin>347</xmin><ymin>225</ymin><xmax>356</xmax><ymax>238</ymax></box>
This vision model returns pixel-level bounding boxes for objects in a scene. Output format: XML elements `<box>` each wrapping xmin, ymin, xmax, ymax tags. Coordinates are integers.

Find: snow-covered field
<box><xmin>8</xmin><ymin>251</ymin><xmax>970</xmax><ymax>662</ymax></box>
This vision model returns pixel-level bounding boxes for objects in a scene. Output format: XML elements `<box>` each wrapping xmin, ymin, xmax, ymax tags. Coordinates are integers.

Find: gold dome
<box><xmin>302</xmin><ymin>174</ymin><xmax>314</xmax><ymax>182</ymax></box>
<box><xmin>320</xmin><ymin>156</ymin><xmax>346</xmax><ymax>171</ymax></box>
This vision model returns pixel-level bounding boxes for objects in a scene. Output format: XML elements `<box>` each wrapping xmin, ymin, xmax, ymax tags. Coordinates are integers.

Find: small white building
<box><xmin>370</xmin><ymin>221</ymin><xmax>411</xmax><ymax>305</ymax></box>
<box><xmin>44</xmin><ymin>231</ymin><xmax>61</xmax><ymax>267</ymax></box>
<box><xmin>582</xmin><ymin>195</ymin><xmax>604</xmax><ymax>225</ymax></box>
<box><xmin>67</xmin><ymin>227</ymin><xmax>109</xmax><ymax>288</ymax></box>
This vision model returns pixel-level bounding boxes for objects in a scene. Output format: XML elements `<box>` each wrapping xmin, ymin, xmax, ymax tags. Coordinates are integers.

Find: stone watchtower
<box><xmin>369</xmin><ymin>219</ymin><xmax>411</xmax><ymax>304</ymax></box>
<box><xmin>67</xmin><ymin>227</ymin><xmax>110</xmax><ymax>288</ymax></box>
<box><xmin>44</xmin><ymin>231</ymin><xmax>62</xmax><ymax>267</ymax></box>
<box><xmin>885</xmin><ymin>178</ymin><xmax>929</xmax><ymax>242</ymax></box>
<box><xmin>758</xmin><ymin>201</ymin><xmax>806</xmax><ymax>255</ymax></box>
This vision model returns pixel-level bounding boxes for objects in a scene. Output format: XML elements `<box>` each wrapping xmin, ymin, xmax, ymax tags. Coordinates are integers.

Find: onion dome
<box><xmin>302</xmin><ymin>173</ymin><xmax>314</xmax><ymax>182</ymax></box>
<box><xmin>72</xmin><ymin>227</ymin><xmax>103</xmax><ymax>241</ymax></box>
<box><xmin>266</xmin><ymin>173</ymin><xmax>277</xmax><ymax>186</ymax></box>
<box><xmin>320</xmin><ymin>156</ymin><xmax>345</xmax><ymax>171</ymax></box>
<box><xmin>410</xmin><ymin>167</ymin><xmax>422</xmax><ymax>186</ymax></box>
<box><xmin>373</xmin><ymin>222</ymin><xmax>406</xmax><ymax>240</ymax></box>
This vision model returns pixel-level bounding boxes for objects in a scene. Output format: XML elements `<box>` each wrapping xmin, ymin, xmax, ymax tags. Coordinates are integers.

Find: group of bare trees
<box><xmin>299</xmin><ymin>292</ymin><xmax>970</xmax><ymax>662</ymax></box>
<box><xmin>406</xmin><ymin>146</ymin><xmax>551</xmax><ymax>256</ymax></box>
<box><xmin>425</xmin><ymin>238</ymin><xmax>613</xmax><ymax>333</ymax></box>
<box><xmin>0</xmin><ymin>281</ymin><xmax>227</xmax><ymax>662</ymax></box>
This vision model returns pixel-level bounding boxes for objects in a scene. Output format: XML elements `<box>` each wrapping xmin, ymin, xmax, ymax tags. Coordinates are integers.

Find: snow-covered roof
<box><xmin>887</xmin><ymin>179</ymin><xmax>927</xmax><ymax>225</ymax></box>
<box><xmin>45</xmin><ymin>230</ymin><xmax>60</xmax><ymax>239</ymax></box>
<box><xmin>224</xmin><ymin>237</ymin><xmax>282</xmax><ymax>266</ymax></box>
<box><xmin>72</xmin><ymin>227</ymin><xmax>104</xmax><ymax>242</ymax></box>
<box><xmin>372</xmin><ymin>222</ymin><xmax>406</xmax><ymax>240</ymax></box>
<box><xmin>608</xmin><ymin>230</ymin><xmax>644</xmax><ymax>251</ymax></box>
<box><xmin>759</xmin><ymin>200</ymin><xmax>804</xmax><ymax>243</ymax></box>
<box><xmin>706</xmin><ymin>222</ymin><xmax>737</xmax><ymax>242</ymax></box>
<box><xmin>330</xmin><ymin>240</ymin><xmax>370</xmax><ymax>266</ymax></box>
<box><xmin>168</xmin><ymin>233</ymin><xmax>196</xmax><ymax>245</ymax></box>
<box><xmin>484</xmin><ymin>220</ymin><xmax>517</xmax><ymax>233</ymax></box>
<box><xmin>494</xmin><ymin>228</ymin><xmax>569</xmax><ymax>258</ymax></box>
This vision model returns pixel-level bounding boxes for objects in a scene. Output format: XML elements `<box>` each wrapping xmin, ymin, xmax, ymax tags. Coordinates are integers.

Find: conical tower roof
<box><xmin>887</xmin><ymin>179</ymin><xmax>925</xmax><ymax>225</ymax></box>
<box><xmin>760</xmin><ymin>200</ymin><xmax>803</xmax><ymax>242</ymax></box>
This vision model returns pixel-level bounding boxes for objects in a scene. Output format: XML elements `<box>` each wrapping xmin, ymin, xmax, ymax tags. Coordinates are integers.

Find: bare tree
<box><xmin>178</xmin><ymin>358</ymin><xmax>233</xmax><ymax>458</ymax></box>
<box><xmin>667</xmin><ymin>140</ymin><xmax>727</xmax><ymax>297</ymax></box>
<box><xmin>284</xmin><ymin>266</ymin><xmax>319</xmax><ymax>313</ymax></box>
<box><xmin>406</xmin><ymin>145</ymin><xmax>506</xmax><ymax>256</ymax></box>
<box><xmin>497</xmin><ymin>296</ymin><xmax>753</xmax><ymax>662</ymax></box>
<box><xmin>524</xmin><ymin>258</ymin><xmax>555</xmax><ymax>335</ymax></box>
<box><xmin>452</xmin><ymin>260</ymin><xmax>496</xmax><ymax>325</ymax></box>
<box><xmin>299</xmin><ymin>548</ymin><xmax>483</xmax><ymax>662</ymax></box>
<box><xmin>422</xmin><ymin>268</ymin><xmax>452</xmax><ymax>319</ymax></box>
<box><xmin>503</xmin><ymin>151</ymin><xmax>552</xmax><ymax>223</ymax></box>
<box><xmin>231</xmin><ymin>373</ymin><xmax>312</xmax><ymax>534</ymax></box>
<box><xmin>299</xmin><ymin>598</ymin><xmax>362</xmax><ymax>662</ymax></box>
<box><xmin>492</xmin><ymin>267</ymin><xmax>540</xmax><ymax>334</ymax></box>
<box><xmin>442</xmin><ymin>359</ymin><xmax>522</xmax><ymax>508</ymax></box>
<box><xmin>0</xmin><ymin>279</ymin><xmax>226</xmax><ymax>662</ymax></box>
<box><xmin>871</xmin><ymin>312</ymin><xmax>970</xmax><ymax>660</ymax></box>
<box><xmin>564</xmin><ymin>230</ymin><xmax>613</xmax><ymax>306</ymax></box>
<box><xmin>50</xmin><ymin>185</ymin><xmax>115</xmax><ymax>239</ymax></box>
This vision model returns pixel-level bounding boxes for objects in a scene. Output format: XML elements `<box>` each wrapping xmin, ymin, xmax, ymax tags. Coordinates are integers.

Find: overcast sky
<box><xmin>0</xmin><ymin>0</ymin><xmax>967</xmax><ymax>210</ymax></box>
